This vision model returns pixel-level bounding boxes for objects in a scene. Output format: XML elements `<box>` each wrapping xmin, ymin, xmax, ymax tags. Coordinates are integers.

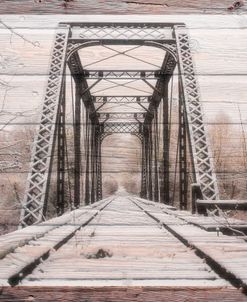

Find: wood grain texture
<box><xmin>0</xmin><ymin>14</ymin><xmax>247</xmax><ymax>300</ymax></box>
<box><xmin>0</xmin><ymin>0</ymin><xmax>246</xmax><ymax>14</ymax></box>
<box><xmin>1</xmin><ymin>286</ymin><xmax>247</xmax><ymax>302</ymax></box>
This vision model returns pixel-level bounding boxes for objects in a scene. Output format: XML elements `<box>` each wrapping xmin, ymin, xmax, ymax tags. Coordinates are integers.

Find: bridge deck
<box><xmin>1</xmin><ymin>196</ymin><xmax>247</xmax><ymax>301</ymax></box>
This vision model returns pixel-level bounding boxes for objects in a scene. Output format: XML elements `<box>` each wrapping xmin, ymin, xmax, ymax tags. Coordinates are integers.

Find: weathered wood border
<box><xmin>0</xmin><ymin>0</ymin><xmax>246</xmax><ymax>14</ymax></box>
<box><xmin>1</xmin><ymin>286</ymin><xmax>247</xmax><ymax>301</ymax></box>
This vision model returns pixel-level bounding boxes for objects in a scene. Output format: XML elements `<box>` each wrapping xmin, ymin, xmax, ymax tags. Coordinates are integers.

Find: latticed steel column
<box><xmin>19</xmin><ymin>25</ymin><xmax>70</xmax><ymax>227</ymax></box>
<box><xmin>174</xmin><ymin>25</ymin><xmax>219</xmax><ymax>200</ymax></box>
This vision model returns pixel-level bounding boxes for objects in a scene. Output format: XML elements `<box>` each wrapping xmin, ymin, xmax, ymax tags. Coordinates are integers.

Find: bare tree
<box><xmin>209</xmin><ymin>112</ymin><xmax>244</xmax><ymax>199</ymax></box>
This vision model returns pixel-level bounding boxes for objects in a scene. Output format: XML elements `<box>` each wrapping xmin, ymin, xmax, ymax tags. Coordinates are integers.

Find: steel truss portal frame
<box><xmin>19</xmin><ymin>22</ymin><xmax>219</xmax><ymax>228</ymax></box>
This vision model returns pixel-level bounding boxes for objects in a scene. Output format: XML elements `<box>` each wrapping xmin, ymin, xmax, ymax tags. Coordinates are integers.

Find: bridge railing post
<box><xmin>191</xmin><ymin>183</ymin><xmax>204</xmax><ymax>214</ymax></box>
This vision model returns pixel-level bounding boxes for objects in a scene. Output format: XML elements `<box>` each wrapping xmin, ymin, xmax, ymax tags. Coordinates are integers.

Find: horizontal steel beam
<box><xmin>103</xmin><ymin>122</ymin><xmax>142</xmax><ymax>134</ymax></box>
<box><xmin>82</xmin><ymin>70</ymin><xmax>167</xmax><ymax>79</ymax></box>
<box><xmin>98</xmin><ymin>112</ymin><xmax>146</xmax><ymax>120</ymax></box>
<box><xmin>65</xmin><ymin>23</ymin><xmax>176</xmax><ymax>41</ymax></box>
<box><xmin>61</xmin><ymin>22</ymin><xmax>185</xmax><ymax>28</ymax></box>
<box><xmin>92</xmin><ymin>96</ymin><xmax>151</xmax><ymax>103</ymax></box>
<box><xmin>69</xmin><ymin>39</ymin><xmax>176</xmax><ymax>47</ymax></box>
<box><xmin>63</xmin><ymin>22</ymin><xmax>180</xmax><ymax>44</ymax></box>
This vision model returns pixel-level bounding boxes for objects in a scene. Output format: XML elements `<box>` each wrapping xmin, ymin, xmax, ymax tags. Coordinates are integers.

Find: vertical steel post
<box><xmin>96</xmin><ymin>131</ymin><xmax>103</xmax><ymax>200</ymax></box>
<box><xmin>56</xmin><ymin>77</ymin><xmax>66</xmax><ymax>216</ymax></box>
<box><xmin>90</xmin><ymin>121</ymin><xmax>96</xmax><ymax>204</ymax></box>
<box><xmin>73</xmin><ymin>82</ymin><xmax>81</xmax><ymax>208</ymax></box>
<box><xmin>153</xmin><ymin>110</ymin><xmax>159</xmax><ymax>202</ymax></box>
<box><xmin>143</xmin><ymin>127</ymin><xmax>149</xmax><ymax>199</ymax></box>
<box><xmin>162</xmin><ymin>80</ymin><xmax>170</xmax><ymax>204</ymax></box>
<box><xmin>94</xmin><ymin>129</ymin><xmax>99</xmax><ymax>201</ymax></box>
<box><xmin>148</xmin><ymin>125</ymin><xmax>153</xmax><ymax>200</ymax></box>
<box><xmin>141</xmin><ymin>136</ymin><xmax>147</xmax><ymax>199</ymax></box>
<box><xmin>85</xmin><ymin>111</ymin><xmax>91</xmax><ymax>205</ymax></box>
<box><xmin>178</xmin><ymin>78</ymin><xmax>188</xmax><ymax>210</ymax></box>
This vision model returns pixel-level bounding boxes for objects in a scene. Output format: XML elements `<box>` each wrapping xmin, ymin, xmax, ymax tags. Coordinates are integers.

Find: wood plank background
<box><xmin>0</xmin><ymin>0</ymin><xmax>246</xmax><ymax>14</ymax></box>
<box><xmin>1</xmin><ymin>286</ymin><xmax>247</xmax><ymax>302</ymax></box>
<box><xmin>0</xmin><ymin>3</ymin><xmax>247</xmax><ymax>301</ymax></box>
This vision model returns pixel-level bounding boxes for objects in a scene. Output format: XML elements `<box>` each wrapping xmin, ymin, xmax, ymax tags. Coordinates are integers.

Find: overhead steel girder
<box><xmin>174</xmin><ymin>25</ymin><xmax>219</xmax><ymax>200</ymax></box>
<box><xmin>19</xmin><ymin>25</ymin><xmax>70</xmax><ymax>227</ymax></box>
<box><xmin>103</xmin><ymin>122</ymin><xmax>142</xmax><ymax>134</ymax></box>
<box><xmin>62</xmin><ymin>22</ymin><xmax>182</xmax><ymax>43</ymax></box>
<box><xmin>144</xmin><ymin>51</ymin><xmax>177</xmax><ymax>124</ymax></box>
<box><xmin>81</xmin><ymin>70</ymin><xmax>167</xmax><ymax>80</ymax></box>
<box><xmin>97</xmin><ymin>112</ymin><xmax>146</xmax><ymax>120</ymax></box>
<box><xmin>67</xmin><ymin>52</ymin><xmax>99</xmax><ymax>120</ymax></box>
<box><xmin>92</xmin><ymin>96</ymin><xmax>151</xmax><ymax>103</ymax></box>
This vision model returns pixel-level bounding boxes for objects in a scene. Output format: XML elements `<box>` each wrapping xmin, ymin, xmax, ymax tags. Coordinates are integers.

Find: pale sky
<box><xmin>0</xmin><ymin>14</ymin><xmax>246</xmax><ymax>128</ymax></box>
<box><xmin>0</xmin><ymin>14</ymin><xmax>246</xmax><ymax>193</ymax></box>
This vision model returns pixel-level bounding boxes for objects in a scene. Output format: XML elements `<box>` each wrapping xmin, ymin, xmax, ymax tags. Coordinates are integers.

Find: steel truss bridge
<box><xmin>1</xmin><ymin>23</ymin><xmax>247</xmax><ymax>300</ymax></box>
<box><xmin>19</xmin><ymin>22</ymin><xmax>219</xmax><ymax>227</ymax></box>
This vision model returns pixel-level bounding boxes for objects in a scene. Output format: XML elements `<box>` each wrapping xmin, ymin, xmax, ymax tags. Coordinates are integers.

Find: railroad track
<box><xmin>0</xmin><ymin>196</ymin><xmax>247</xmax><ymax>301</ymax></box>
